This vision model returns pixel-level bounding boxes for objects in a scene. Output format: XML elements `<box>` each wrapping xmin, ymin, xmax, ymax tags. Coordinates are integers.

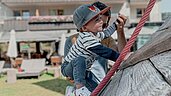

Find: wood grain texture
<box><xmin>150</xmin><ymin>51</ymin><xmax>171</xmax><ymax>85</ymax></box>
<box><xmin>101</xmin><ymin>57</ymin><xmax>171</xmax><ymax>96</ymax></box>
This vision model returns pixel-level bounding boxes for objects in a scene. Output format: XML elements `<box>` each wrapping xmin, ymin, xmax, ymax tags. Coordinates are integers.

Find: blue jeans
<box><xmin>61</xmin><ymin>56</ymin><xmax>98</xmax><ymax>92</ymax></box>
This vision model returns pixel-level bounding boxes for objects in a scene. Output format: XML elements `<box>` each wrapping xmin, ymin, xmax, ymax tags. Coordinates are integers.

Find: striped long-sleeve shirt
<box><xmin>64</xmin><ymin>23</ymin><xmax>119</xmax><ymax>66</ymax></box>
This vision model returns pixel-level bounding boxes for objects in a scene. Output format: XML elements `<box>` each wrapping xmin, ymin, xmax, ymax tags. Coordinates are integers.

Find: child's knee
<box><xmin>72</xmin><ymin>56</ymin><xmax>87</xmax><ymax>69</ymax></box>
<box><xmin>73</xmin><ymin>56</ymin><xmax>86</xmax><ymax>65</ymax></box>
<box><xmin>75</xmin><ymin>56</ymin><xmax>86</xmax><ymax>61</ymax></box>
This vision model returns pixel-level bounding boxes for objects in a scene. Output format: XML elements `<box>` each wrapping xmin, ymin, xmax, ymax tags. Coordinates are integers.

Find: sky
<box><xmin>160</xmin><ymin>0</ymin><xmax>171</xmax><ymax>12</ymax></box>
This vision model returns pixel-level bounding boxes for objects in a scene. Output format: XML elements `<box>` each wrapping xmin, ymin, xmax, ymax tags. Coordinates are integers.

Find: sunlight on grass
<box><xmin>0</xmin><ymin>72</ymin><xmax>73</xmax><ymax>96</ymax></box>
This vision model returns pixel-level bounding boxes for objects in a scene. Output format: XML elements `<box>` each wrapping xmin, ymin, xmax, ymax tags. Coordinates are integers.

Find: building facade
<box><xmin>0</xmin><ymin>0</ymin><xmax>164</xmax><ymax>59</ymax></box>
<box><xmin>0</xmin><ymin>0</ymin><xmax>125</xmax><ymax>59</ymax></box>
<box><xmin>0</xmin><ymin>0</ymin><xmax>124</xmax><ymax>31</ymax></box>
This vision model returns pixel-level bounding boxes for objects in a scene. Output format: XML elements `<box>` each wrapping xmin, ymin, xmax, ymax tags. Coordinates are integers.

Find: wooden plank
<box><xmin>150</xmin><ymin>51</ymin><xmax>171</xmax><ymax>85</ymax></box>
<box><xmin>102</xmin><ymin>59</ymin><xmax>171</xmax><ymax>96</ymax></box>
<box><xmin>100</xmin><ymin>70</ymin><xmax>123</xmax><ymax>96</ymax></box>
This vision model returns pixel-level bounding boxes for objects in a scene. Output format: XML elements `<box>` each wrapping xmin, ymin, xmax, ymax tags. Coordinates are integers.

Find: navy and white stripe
<box><xmin>64</xmin><ymin>23</ymin><xmax>117</xmax><ymax>64</ymax></box>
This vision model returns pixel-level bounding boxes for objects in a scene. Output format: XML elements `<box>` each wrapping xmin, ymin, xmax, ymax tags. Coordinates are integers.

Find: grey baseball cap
<box><xmin>73</xmin><ymin>4</ymin><xmax>110</xmax><ymax>30</ymax></box>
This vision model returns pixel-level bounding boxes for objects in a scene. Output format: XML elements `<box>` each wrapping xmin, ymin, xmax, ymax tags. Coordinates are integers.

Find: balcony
<box><xmin>1</xmin><ymin>0</ymin><xmax>125</xmax><ymax>6</ymax></box>
<box><xmin>128</xmin><ymin>0</ymin><xmax>150</xmax><ymax>5</ymax></box>
<box><xmin>1</xmin><ymin>15</ymin><xmax>119</xmax><ymax>32</ymax></box>
<box><xmin>129</xmin><ymin>0</ymin><xmax>149</xmax><ymax>1</ymax></box>
<box><xmin>2</xmin><ymin>15</ymin><xmax>75</xmax><ymax>32</ymax></box>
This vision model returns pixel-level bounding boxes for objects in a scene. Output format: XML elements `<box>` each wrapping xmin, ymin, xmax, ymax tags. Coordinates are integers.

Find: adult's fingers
<box><xmin>119</xmin><ymin>14</ymin><xmax>127</xmax><ymax>24</ymax></box>
<box><xmin>117</xmin><ymin>17</ymin><xmax>124</xmax><ymax>25</ymax></box>
<box><xmin>116</xmin><ymin>17</ymin><xmax>124</xmax><ymax>29</ymax></box>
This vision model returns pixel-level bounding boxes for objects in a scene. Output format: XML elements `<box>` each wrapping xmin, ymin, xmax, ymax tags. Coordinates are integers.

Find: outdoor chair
<box><xmin>16</xmin><ymin>59</ymin><xmax>46</xmax><ymax>78</ymax></box>
<box><xmin>14</xmin><ymin>58</ymin><xmax>23</xmax><ymax>68</ymax></box>
<box><xmin>0</xmin><ymin>61</ymin><xmax>5</xmax><ymax>77</ymax></box>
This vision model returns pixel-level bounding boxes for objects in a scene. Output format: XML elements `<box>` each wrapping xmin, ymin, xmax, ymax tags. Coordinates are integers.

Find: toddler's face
<box><xmin>84</xmin><ymin>15</ymin><xmax>103</xmax><ymax>33</ymax></box>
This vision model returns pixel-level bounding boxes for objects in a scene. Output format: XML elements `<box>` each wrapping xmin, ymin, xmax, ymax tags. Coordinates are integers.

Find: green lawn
<box><xmin>0</xmin><ymin>72</ymin><xmax>73</xmax><ymax>96</ymax></box>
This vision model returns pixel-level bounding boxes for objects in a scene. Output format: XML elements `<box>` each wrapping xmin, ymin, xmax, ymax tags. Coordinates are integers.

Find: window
<box><xmin>137</xmin><ymin>35</ymin><xmax>150</xmax><ymax>49</ymax></box>
<box><xmin>22</xmin><ymin>10</ymin><xmax>30</xmax><ymax>19</ymax></box>
<box><xmin>14</xmin><ymin>10</ymin><xmax>21</xmax><ymax>16</ymax></box>
<box><xmin>49</xmin><ymin>9</ymin><xmax>64</xmax><ymax>16</ymax></box>
<box><xmin>58</xmin><ymin>9</ymin><xmax>64</xmax><ymax>15</ymax></box>
<box><xmin>136</xmin><ymin>8</ymin><xmax>149</xmax><ymax>21</ymax></box>
<box><xmin>49</xmin><ymin>9</ymin><xmax>57</xmax><ymax>16</ymax></box>
<box><xmin>136</xmin><ymin>8</ymin><xmax>146</xmax><ymax>18</ymax></box>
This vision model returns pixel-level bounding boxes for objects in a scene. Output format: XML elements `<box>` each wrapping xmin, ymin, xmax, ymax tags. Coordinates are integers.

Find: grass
<box><xmin>0</xmin><ymin>71</ymin><xmax>73</xmax><ymax>96</ymax></box>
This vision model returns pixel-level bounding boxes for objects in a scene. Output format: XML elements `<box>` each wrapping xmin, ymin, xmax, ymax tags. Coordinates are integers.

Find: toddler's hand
<box><xmin>66</xmin><ymin>77</ymin><xmax>74</xmax><ymax>83</ymax></box>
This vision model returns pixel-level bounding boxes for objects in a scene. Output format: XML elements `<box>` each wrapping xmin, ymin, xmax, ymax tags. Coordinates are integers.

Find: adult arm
<box><xmin>116</xmin><ymin>14</ymin><xmax>127</xmax><ymax>53</ymax></box>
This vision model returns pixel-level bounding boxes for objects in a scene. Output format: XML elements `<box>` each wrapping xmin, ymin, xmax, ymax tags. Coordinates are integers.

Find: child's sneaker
<box><xmin>65</xmin><ymin>86</ymin><xmax>75</xmax><ymax>96</ymax></box>
<box><xmin>75</xmin><ymin>86</ymin><xmax>91</xmax><ymax>96</ymax></box>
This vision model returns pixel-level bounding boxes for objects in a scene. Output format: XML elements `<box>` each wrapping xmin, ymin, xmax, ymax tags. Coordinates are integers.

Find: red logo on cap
<box><xmin>88</xmin><ymin>6</ymin><xmax>97</xmax><ymax>12</ymax></box>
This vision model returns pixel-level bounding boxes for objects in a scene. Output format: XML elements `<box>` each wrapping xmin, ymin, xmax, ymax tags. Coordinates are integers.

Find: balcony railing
<box><xmin>1</xmin><ymin>15</ymin><xmax>75</xmax><ymax>31</ymax></box>
<box><xmin>129</xmin><ymin>0</ymin><xmax>149</xmax><ymax>2</ymax></box>
<box><xmin>29</xmin><ymin>15</ymin><xmax>73</xmax><ymax>24</ymax></box>
<box><xmin>2</xmin><ymin>0</ymin><xmax>123</xmax><ymax>3</ymax></box>
<box><xmin>1</xmin><ymin>15</ymin><xmax>120</xmax><ymax>32</ymax></box>
<box><xmin>128</xmin><ymin>0</ymin><xmax>150</xmax><ymax>5</ymax></box>
<box><xmin>1</xmin><ymin>0</ymin><xmax>125</xmax><ymax>6</ymax></box>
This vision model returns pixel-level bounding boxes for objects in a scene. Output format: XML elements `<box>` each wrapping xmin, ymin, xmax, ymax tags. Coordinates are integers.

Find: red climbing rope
<box><xmin>91</xmin><ymin>0</ymin><xmax>156</xmax><ymax>95</ymax></box>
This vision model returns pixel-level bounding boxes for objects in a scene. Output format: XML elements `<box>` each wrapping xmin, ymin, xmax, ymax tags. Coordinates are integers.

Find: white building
<box><xmin>0</xmin><ymin>0</ymin><xmax>163</xmax><ymax>57</ymax></box>
<box><xmin>0</xmin><ymin>0</ymin><xmax>124</xmax><ymax>58</ymax></box>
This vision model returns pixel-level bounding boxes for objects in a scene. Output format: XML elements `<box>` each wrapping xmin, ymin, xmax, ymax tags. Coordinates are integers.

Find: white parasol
<box><xmin>7</xmin><ymin>29</ymin><xmax>18</xmax><ymax>58</ymax></box>
<box><xmin>58</xmin><ymin>33</ymin><xmax>66</xmax><ymax>56</ymax></box>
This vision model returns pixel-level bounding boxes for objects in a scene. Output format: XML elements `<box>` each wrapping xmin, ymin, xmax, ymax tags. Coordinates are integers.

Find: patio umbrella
<box><xmin>35</xmin><ymin>9</ymin><xmax>40</xmax><ymax>16</ymax></box>
<box><xmin>58</xmin><ymin>33</ymin><xmax>66</xmax><ymax>56</ymax></box>
<box><xmin>7</xmin><ymin>29</ymin><xmax>18</xmax><ymax>58</ymax></box>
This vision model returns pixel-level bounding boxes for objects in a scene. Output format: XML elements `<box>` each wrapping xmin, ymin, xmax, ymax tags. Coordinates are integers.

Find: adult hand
<box><xmin>116</xmin><ymin>14</ymin><xmax>127</xmax><ymax>31</ymax></box>
<box><xmin>115</xmin><ymin>14</ymin><xmax>127</xmax><ymax>53</ymax></box>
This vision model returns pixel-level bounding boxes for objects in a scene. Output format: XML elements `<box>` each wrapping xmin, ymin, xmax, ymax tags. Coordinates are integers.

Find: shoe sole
<box><xmin>65</xmin><ymin>86</ymin><xmax>74</xmax><ymax>96</ymax></box>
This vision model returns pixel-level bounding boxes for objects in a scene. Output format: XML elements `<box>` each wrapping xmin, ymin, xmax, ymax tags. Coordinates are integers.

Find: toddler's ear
<box><xmin>82</xmin><ymin>26</ymin><xmax>87</xmax><ymax>31</ymax></box>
